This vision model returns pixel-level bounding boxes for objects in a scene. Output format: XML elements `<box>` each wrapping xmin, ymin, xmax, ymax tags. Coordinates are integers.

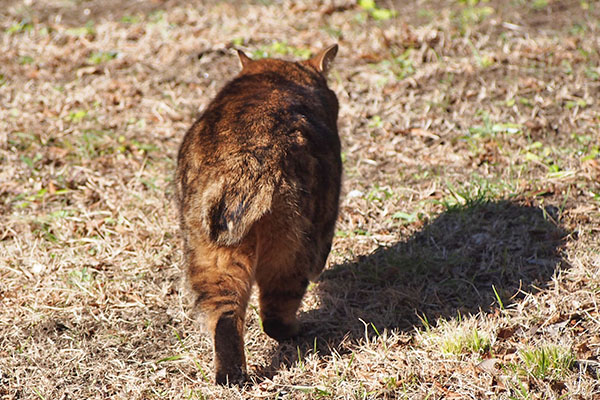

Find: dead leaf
<box><xmin>550</xmin><ymin>381</ymin><xmax>567</xmax><ymax>393</ymax></box>
<box><xmin>410</xmin><ymin>128</ymin><xmax>440</xmax><ymax>140</ymax></box>
<box><xmin>359</xmin><ymin>53</ymin><xmax>384</xmax><ymax>63</ymax></box>
<box><xmin>497</xmin><ymin>326</ymin><xmax>517</xmax><ymax>340</ymax></box>
<box><xmin>476</xmin><ymin>358</ymin><xmax>502</xmax><ymax>375</ymax></box>
<box><xmin>433</xmin><ymin>381</ymin><xmax>463</xmax><ymax>399</ymax></box>
<box><xmin>47</xmin><ymin>146</ymin><xmax>69</xmax><ymax>159</ymax></box>
<box><xmin>48</xmin><ymin>181</ymin><xmax>56</xmax><ymax>195</ymax></box>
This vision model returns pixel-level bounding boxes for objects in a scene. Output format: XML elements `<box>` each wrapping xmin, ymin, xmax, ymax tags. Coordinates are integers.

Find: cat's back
<box><xmin>182</xmin><ymin>57</ymin><xmax>339</xmax><ymax>164</ymax></box>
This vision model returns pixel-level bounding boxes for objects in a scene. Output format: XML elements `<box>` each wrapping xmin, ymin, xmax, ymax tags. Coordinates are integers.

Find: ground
<box><xmin>1</xmin><ymin>0</ymin><xmax>599</xmax><ymax>399</ymax></box>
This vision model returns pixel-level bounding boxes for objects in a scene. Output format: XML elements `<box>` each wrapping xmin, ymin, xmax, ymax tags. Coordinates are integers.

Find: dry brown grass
<box><xmin>1</xmin><ymin>0</ymin><xmax>599</xmax><ymax>398</ymax></box>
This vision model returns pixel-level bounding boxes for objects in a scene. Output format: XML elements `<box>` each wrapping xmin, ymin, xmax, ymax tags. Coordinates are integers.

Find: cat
<box><xmin>175</xmin><ymin>44</ymin><xmax>341</xmax><ymax>385</ymax></box>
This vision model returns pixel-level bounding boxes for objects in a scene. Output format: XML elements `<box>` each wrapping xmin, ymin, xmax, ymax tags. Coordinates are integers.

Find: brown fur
<box><xmin>175</xmin><ymin>44</ymin><xmax>341</xmax><ymax>385</ymax></box>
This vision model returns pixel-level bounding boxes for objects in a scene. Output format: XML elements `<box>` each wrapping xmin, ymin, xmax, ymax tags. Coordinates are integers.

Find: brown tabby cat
<box><xmin>175</xmin><ymin>44</ymin><xmax>341</xmax><ymax>385</ymax></box>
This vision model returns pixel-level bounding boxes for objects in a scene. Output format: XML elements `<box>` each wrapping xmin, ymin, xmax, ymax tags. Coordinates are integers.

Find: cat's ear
<box><xmin>306</xmin><ymin>44</ymin><xmax>338</xmax><ymax>75</ymax></box>
<box><xmin>236</xmin><ymin>50</ymin><xmax>253</xmax><ymax>70</ymax></box>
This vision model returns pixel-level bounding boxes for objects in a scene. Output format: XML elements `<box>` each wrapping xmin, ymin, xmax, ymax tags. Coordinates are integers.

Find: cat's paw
<box><xmin>215</xmin><ymin>367</ymin><xmax>246</xmax><ymax>386</ymax></box>
<box><xmin>262</xmin><ymin>318</ymin><xmax>300</xmax><ymax>341</ymax></box>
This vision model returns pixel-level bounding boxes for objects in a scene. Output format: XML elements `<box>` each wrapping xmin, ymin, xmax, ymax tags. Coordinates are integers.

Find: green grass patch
<box><xmin>390</xmin><ymin>211</ymin><xmax>418</xmax><ymax>224</ymax></box>
<box><xmin>365</xmin><ymin>184</ymin><xmax>394</xmax><ymax>203</ymax></box>
<box><xmin>418</xmin><ymin>316</ymin><xmax>491</xmax><ymax>357</ymax></box>
<box><xmin>460</xmin><ymin>5</ymin><xmax>494</xmax><ymax>24</ymax></box>
<box><xmin>20</xmin><ymin>153</ymin><xmax>42</xmax><ymax>170</ymax></box>
<box><xmin>18</xmin><ymin>55</ymin><xmax>34</xmax><ymax>65</ymax></box>
<box><xmin>7</xmin><ymin>20</ymin><xmax>34</xmax><ymax>34</ymax></box>
<box><xmin>88</xmin><ymin>51</ymin><xmax>118</xmax><ymax>65</ymax></box>
<box><xmin>56</xmin><ymin>130</ymin><xmax>158</xmax><ymax>162</ymax></box>
<box><xmin>437</xmin><ymin>179</ymin><xmax>496</xmax><ymax>211</ymax></box>
<box><xmin>440</xmin><ymin>328</ymin><xmax>490</xmax><ymax>355</ymax></box>
<box><xmin>531</xmin><ymin>0</ymin><xmax>549</xmax><ymax>10</ymax></box>
<box><xmin>519</xmin><ymin>345</ymin><xmax>575</xmax><ymax>380</ymax></box>
<box><xmin>292</xmin><ymin>385</ymin><xmax>333</xmax><ymax>398</ymax></box>
<box><xmin>65</xmin><ymin>109</ymin><xmax>88</xmax><ymax>123</ymax></box>
<box><xmin>357</xmin><ymin>0</ymin><xmax>397</xmax><ymax>20</ymax></box>
<box><xmin>120</xmin><ymin>15</ymin><xmax>141</xmax><ymax>24</ymax></box>
<box><xmin>251</xmin><ymin>41</ymin><xmax>312</xmax><ymax>59</ymax></box>
<box><xmin>502</xmin><ymin>344</ymin><xmax>576</xmax><ymax>397</ymax></box>
<box><xmin>453</xmin><ymin>1</ymin><xmax>494</xmax><ymax>33</ymax></box>
<box><xmin>564</xmin><ymin>98</ymin><xmax>588</xmax><ymax>110</ymax></box>
<box><xmin>65</xmin><ymin>21</ymin><xmax>96</xmax><ymax>37</ymax></box>
<box><xmin>465</xmin><ymin>111</ymin><xmax>522</xmax><ymax>139</ymax></box>
<box><xmin>369</xmin><ymin>49</ymin><xmax>415</xmax><ymax>81</ymax></box>
<box><xmin>69</xmin><ymin>267</ymin><xmax>94</xmax><ymax>284</ymax></box>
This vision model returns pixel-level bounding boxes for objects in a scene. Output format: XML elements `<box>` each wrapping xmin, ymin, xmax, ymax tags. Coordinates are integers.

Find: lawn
<box><xmin>1</xmin><ymin>0</ymin><xmax>599</xmax><ymax>398</ymax></box>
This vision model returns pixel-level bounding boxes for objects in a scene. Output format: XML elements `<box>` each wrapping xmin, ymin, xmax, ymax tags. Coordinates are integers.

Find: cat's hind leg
<box><xmin>185</xmin><ymin>232</ymin><xmax>257</xmax><ymax>385</ymax></box>
<box><xmin>256</xmin><ymin>265</ymin><xmax>309</xmax><ymax>342</ymax></box>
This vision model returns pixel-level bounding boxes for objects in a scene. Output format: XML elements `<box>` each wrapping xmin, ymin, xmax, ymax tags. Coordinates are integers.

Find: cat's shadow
<box><xmin>253</xmin><ymin>200</ymin><xmax>568</xmax><ymax>381</ymax></box>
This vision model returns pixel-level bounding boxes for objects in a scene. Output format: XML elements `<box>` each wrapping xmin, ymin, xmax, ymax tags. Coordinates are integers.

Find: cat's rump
<box><xmin>199</xmin><ymin>159</ymin><xmax>276</xmax><ymax>246</ymax></box>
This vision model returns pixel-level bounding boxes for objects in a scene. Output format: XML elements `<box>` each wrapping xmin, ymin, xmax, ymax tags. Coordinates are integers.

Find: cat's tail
<box><xmin>199</xmin><ymin>168</ymin><xmax>276</xmax><ymax>246</ymax></box>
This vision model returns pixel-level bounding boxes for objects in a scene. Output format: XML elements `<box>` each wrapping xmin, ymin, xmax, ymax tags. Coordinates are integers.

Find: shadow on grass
<box><xmin>256</xmin><ymin>199</ymin><xmax>568</xmax><ymax>379</ymax></box>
